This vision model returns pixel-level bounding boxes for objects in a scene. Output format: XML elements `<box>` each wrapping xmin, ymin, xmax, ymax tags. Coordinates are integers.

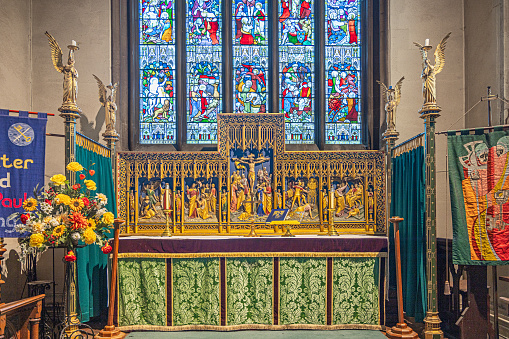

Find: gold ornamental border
<box><xmin>117</xmin><ymin>324</ymin><xmax>384</xmax><ymax>331</ymax></box>
<box><xmin>117</xmin><ymin>251</ymin><xmax>387</xmax><ymax>259</ymax></box>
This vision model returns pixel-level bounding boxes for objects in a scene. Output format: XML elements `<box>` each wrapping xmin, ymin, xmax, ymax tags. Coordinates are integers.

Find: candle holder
<box><xmin>327</xmin><ymin>208</ymin><xmax>339</xmax><ymax>236</ymax></box>
<box><xmin>162</xmin><ymin>209</ymin><xmax>172</xmax><ymax>237</ymax></box>
<box><xmin>281</xmin><ymin>223</ymin><xmax>295</xmax><ymax>237</ymax></box>
<box><xmin>246</xmin><ymin>220</ymin><xmax>260</xmax><ymax>237</ymax></box>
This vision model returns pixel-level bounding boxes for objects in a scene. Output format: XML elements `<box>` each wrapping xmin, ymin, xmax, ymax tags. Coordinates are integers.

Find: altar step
<box><xmin>125</xmin><ymin>330</ymin><xmax>387</xmax><ymax>339</ymax></box>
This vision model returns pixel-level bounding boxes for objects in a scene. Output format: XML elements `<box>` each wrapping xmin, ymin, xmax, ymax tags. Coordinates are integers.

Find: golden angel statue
<box><xmin>377</xmin><ymin>76</ymin><xmax>404</xmax><ymax>132</ymax></box>
<box><xmin>45</xmin><ymin>32</ymin><xmax>81</xmax><ymax>114</ymax></box>
<box><xmin>93</xmin><ymin>74</ymin><xmax>118</xmax><ymax>136</ymax></box>
<box><xmin>414</xmin><ymin>32</ymin><xmax>451</xmax><ymax>108</ymax></box>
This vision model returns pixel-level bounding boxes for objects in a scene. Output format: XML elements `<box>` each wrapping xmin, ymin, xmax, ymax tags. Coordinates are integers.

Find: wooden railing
<box><xmin>0</xmin><ymin>294</ymin><xmax>44</xmax><ymax>339</ymax></box>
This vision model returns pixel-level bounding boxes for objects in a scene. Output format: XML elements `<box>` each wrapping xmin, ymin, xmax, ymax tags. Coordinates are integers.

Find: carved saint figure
<box><xmin>413</xmin><ymin>33</ymin><xmax>451</xmax><ymax>106</ymax></box>
<box><xmin>93</xmin><ymin>74</ymin><xmax>119</xmax><ymax>135</ymax></box>
<box><xmin>46</xmin><ymin>32</ymin><xmax>81</xmax><ymax>113</ymax></box>
<box><xmin>377</xmin><ymin>76</ymin><xmax>404</xmax><ymax>131</ymax></box>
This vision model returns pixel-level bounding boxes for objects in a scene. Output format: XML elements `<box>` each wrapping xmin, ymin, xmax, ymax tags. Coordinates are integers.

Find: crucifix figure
<box><xmin>232</xmin><ymin>153</ymin><xmax>269</xmax><ymax>193</ymax></box>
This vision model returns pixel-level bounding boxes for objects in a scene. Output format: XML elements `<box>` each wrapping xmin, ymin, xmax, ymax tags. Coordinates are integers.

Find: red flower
<box><xmin>20</xmin><ymin>214</ymin><xmax>29</xmax><ymax>224</ymax></box>
<box><xmin>79</xmin><ymin>174</ymin><xmax>86</xmax><ymax>180</ymax></box>
<box><xmin>72</xmin><ymin>184</ymin><xmax>81</xmax><ymax>190</ymax></box>
<box><xmin>82</xmin><ymin>197</ymin><xmax>90</xmax><ymax>207</ymax></box>
<box><xmin>65</xmin><ymin>251</ymin><xmax>77</xmax><ymax>262</ymax></box>
<box><xmin>69</xmin><ymin>212</ymin><xmax>88</xmax><ymax>230</ymax></box>
<box><xmin>45</xmin><ymin>199</ymin><xmax>52</xmax><ymax>205</ymax></box>
<box><xmin>89</xmin><ymin>170</ymin><xmax>95</xmax><ymax>176</ymax></box>
<box><xmin>101</xmin><ymin>244</ymin><xmax>112</xmax><ymax>254</ymax></box>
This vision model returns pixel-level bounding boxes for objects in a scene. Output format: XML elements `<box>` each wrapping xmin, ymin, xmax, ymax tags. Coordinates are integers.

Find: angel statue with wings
<box><xmin>414</xmin><ymin>32</ymin><xmax>451</xmax><ymax>109</ymax></box>
<box><xmin>45</xmin><ymin>32</ymin><xmax>81</xmax><ymax>114</ymax></box>
<box><xmin>93</xmin><ymin>74</ymin><xmax>118</xmax><ymax>136</ymax></box>
<box><xmin>377</xmin><ymin>76</ymin><xmax>404</xmax><ymax>132</ymax></box>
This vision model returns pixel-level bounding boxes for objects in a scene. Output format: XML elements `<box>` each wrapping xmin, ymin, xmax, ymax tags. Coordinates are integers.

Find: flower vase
<box><xmin>60</xmin><ymin>251</ymin><xmax>93</xmax><ymax>338</ymax></box>
<box><xmin>63</xmin><ymin>258</ymin><xmax>80</xmax><ymax>337</ymax></box>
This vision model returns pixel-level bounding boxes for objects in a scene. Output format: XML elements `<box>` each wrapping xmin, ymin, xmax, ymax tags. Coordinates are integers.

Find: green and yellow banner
<box><xmin>449</xmin><ymin>130</ymin><xmax>509</xmax><ymax>265</ymax></box>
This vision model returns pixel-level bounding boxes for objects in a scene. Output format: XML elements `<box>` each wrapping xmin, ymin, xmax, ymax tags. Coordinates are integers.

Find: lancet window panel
<box><xmin>279</xmin><ymin>0</ymin><xmax>315</xmax><ymax>145</ymax></box>
<box><xmin>186</xmin><ymin>0</ymin><xmax>222</xmax><ymax>144</ymax></box>
<box><xmin>139</xmin><ymin>0</ymin><xmax>177</xmax><ymax>145</ymax></box>
<box><xmin>325</xmin><ymin>0</ymin><xmax>362</xmax><ymax>145</ymax></box>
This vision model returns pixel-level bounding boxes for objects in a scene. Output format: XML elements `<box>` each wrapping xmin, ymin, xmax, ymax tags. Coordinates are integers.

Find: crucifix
<box><xmin>232</xmin><ymin>153</ymin><xmax>270</xmax><ymax>193</ymax></box>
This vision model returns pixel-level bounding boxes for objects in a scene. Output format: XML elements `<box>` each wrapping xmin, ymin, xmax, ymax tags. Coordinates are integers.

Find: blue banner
<box><xmin>0</xmin><ymin>109</ymin><xmax>47</xmax><ymax>237</ymax></box>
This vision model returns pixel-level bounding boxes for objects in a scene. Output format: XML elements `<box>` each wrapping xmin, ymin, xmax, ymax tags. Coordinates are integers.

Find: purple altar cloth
<box><xmin>117</xmin><ymin>235</ymin><xmax>388</xmax><ymax>254</ymax></box>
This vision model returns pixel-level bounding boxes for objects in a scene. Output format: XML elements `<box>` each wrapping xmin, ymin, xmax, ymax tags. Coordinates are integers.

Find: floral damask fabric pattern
<box><xmin>226</xmin><ymin>257</ymin><xmax>273</xmax><ymax>325</ymax></box>
<box><xmin>279</xmin><ymin>257</ymin><xmax>327</xmax><ymax>325</ymax></box>
<box><xmin>172</xmin><ymin>258</ymin><xmax>220</xmax><ymax>326</ymax></box>
<box><xmin>118</xmin><ymin>258</ymin><xmax>166</xmax><ymax>326</ymax></box>
<box><xmin>333</xmin><ymin>257</ymin><xmax>379</xmax><ymax>324</ymax></box>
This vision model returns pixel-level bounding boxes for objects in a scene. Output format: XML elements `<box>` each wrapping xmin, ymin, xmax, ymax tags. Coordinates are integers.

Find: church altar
<box><xmin>113</xmin><ymin>113</ymin><xmax>389</xmax><ymax>332</ymax></box>
<box><xmin>114</xmin><ymin>235</ymin><xmax>387</xmax><ymax>331</ymax></box>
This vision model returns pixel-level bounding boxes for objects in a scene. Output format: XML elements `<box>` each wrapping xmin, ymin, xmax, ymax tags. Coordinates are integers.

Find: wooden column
<box><xmin>95</xmin><ymin>219</ymin><xmax>126</xmax><ymax>339</ymax></box>
<box><xmin>386</xmin><ymin>217</ymin><xmax>418</xmax><ymax>339</ymax></box>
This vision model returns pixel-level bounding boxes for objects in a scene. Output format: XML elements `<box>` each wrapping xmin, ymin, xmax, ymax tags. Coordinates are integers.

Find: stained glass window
<box><xmin>232</xmin><ymin>0</ymin><xmax>269</xmax><ymax>114</ymax></box>
<box><xmin>139</xmin><ymin>0</ymin><xmax>176</xmax><ymax>144</ymax></box>
<box><xmin>279</xmin><ymin>0</ymin><xmax>315</xmax><ymax>144</ymax></box>
<box><xmin>186</xmin><ymin>0</ymin><xmax>222</xmax><ymax>144</ymax></box>
<box><xmin>137</xmin><ymin>0</ymin><xmax>366</xmax><ymax>146</ymax></box>
<box><xmin>325</xmin><ymin>0</ymin><xmax>361</xmax><ymax>144</ymax></box>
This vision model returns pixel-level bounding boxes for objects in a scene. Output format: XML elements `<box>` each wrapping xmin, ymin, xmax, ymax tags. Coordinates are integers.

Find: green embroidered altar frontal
<box><xmin>115</xmin><ymin>236</ymin><xmax>386</xmax><ymax>331</ymax></box>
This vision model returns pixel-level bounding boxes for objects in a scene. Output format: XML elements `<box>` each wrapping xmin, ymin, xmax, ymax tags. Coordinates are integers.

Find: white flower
<box><xmin>15</xmin><ymin>224</ymin><xmax>27</xmax><ymax>233</ymax></box>
<box><xmin>25</xmin><ymin>219</ymin><xmax>33</xmax><ymax>226</ymax></box>
<box><xmin>95</xmin><ymin>193</ymin><xmax>108</xmax><ymax>205</ymax></box>
<box><xmin>96</xmin><ymin>208</ymin><xmax>107</xmax><ymax>217</ymax></box>
<box><xmin>41</xmin><ymin>202</ymin><xmax>53</xmax><ymax>214</ymax></box>
<box><xmin>50</xmin><ymin>218</ymin><xmax>59</xmax><ymax>227</ymax></box>
<box><xmin>71</xmin><ymin>233</ymin><xmax>81</xmax><ymax>241</ymax></box>
<box><xmin>32</xmin><ymin>222</ymin><xmax>44</xmax><ymax>233</ymax></box>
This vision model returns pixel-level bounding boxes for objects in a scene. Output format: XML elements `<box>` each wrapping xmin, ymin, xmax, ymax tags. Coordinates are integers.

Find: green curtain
<box><xmin>76</xmin><ymin>143</ymin><xmax>116</xmax><ymax>322</ymax></box>
<box><xmin>389</xmin><ymin>146</ymin><xmax>427</xmax><ymax>322</ymax></box>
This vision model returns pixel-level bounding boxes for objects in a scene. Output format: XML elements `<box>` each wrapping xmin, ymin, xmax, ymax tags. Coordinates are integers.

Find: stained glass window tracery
<box><xmin>139</xmin><ymin>0</ymin><xmax>177</xmax><ymax>144</ymax></box>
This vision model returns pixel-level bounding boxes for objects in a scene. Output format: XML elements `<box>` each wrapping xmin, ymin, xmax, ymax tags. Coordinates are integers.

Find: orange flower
<box><xmin>69</xmin><ymin>212</ymin><xmax>88</xmax><ymax>230</ymax></box>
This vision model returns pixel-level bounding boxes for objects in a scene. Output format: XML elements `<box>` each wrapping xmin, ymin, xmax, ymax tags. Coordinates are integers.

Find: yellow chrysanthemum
<box><xmin>55</xmin><ymin>194</ymin><xmax>71</xmax><ymax>205</ymax></box>
<box><xmin>84</xmin><ymin>180</ymin><xmax>97</xmax><ymax>191</ymax></box>
<box><xmin>43</xmin><ymin>216</ymin><xmax>52</xmax><ymax>223</ymax></box>
<box><xmin>101</xmin><ymin>212</ymin><xmax>114</xmax><ymax>225</ymax></box>
<box><xmin>29</xmin><ymin>233</ymin><xmax>45</xmax><ymax>248</ymax></box>
<box><xmin>50</xmin><ymin>174</ymin><xmax>67</xmax><ymax>185</ymax></box>
<box><xmin>52</xmin><ymin>225</ymin><xmax>66</xmax><ymax>237</ymax></box>
<box><xmin>66</xmin><ymin>162</ymin><xmax>84</xmax><ymax>172</ymax></box>
<box><xmin>23</xmin><ymin>198</ymin><xmax>38</xmax><ymax>211</ymax></box>
<box><xmin>69</xmin><ymin>198</ymin><xmax>84</xmax><ymax>212</ymax></box>
<box><xmin>88</xmin><ymin>219</ymin><xmax>97</xmax><ymax>230</ymax></box>
<box><xmin>82</xmin><ymin>227</ymin><xmax>97</xmax><ymax>245</ymax></box>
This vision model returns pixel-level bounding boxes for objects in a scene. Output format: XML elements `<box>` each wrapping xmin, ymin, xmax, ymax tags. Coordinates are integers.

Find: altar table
<box><xmin>114</xmin><ymin>235</ymin><xmax>387</xmax><ymax>331</ymax></box>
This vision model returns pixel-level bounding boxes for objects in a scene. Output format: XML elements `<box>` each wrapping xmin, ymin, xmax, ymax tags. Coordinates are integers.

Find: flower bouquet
<box><xmin>12</xmin><ymin>162</ymin><xmax>114</xmax><ymax>261</ymax></box>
